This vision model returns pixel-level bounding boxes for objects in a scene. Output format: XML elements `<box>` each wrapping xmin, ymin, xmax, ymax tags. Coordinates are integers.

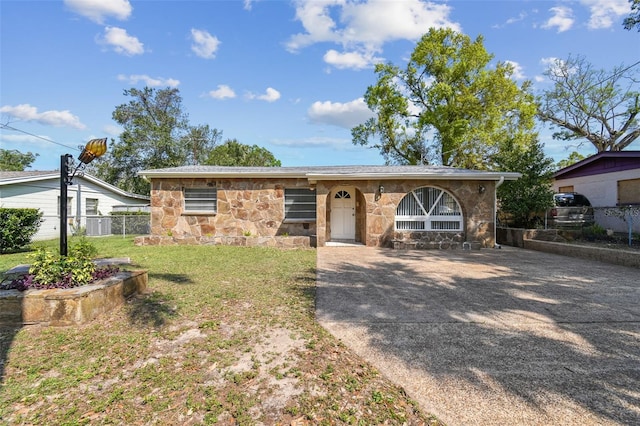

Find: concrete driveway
<box><xmin>316</xmin><ymin>246</ymin><xmax>640</xmax><ymax>425</ymax></box>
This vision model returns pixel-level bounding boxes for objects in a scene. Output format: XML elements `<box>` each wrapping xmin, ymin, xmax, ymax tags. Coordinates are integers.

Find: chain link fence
<box><xmin>85</xmin><ymin>214</ymin><xmax>150</xmax><ymax>237</ymax></box>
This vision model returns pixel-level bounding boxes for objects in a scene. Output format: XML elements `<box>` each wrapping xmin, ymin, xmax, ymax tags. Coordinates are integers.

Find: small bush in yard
<box><xmin>6</xmin><ymin>238</ymin><xmax>118</xmax><ymax>291</ymax></box>
<box><xmin>0</xmin><ymin>208</ymin><xmax>43</xmax><ymax>253</ymax></box>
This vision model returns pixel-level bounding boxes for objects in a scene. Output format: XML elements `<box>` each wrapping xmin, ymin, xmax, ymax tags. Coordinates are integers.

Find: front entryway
<box><xmin>330</xmin><ymin>187</ymin><xmax>355</xmax><ymax>240</ymax></box>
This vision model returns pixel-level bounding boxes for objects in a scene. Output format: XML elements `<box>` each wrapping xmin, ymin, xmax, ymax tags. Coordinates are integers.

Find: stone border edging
<box><xmin>0</xmin><ymin>270</ymin><xmax>148</xmax><ymax>326</ymax></box>
<box><xmin>523</xmin><ymin>239</ymin><xmax>640</xmax><ymax>269</ymax></box>
<box><xmin>134</xmin><ymin>234</ymin><xmax>314</xmax><ymax>248</ymax></box>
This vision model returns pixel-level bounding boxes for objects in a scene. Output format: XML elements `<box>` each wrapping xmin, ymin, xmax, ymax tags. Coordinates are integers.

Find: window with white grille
<box><xmin>184</xmin><ymin>187</ymin><xmax>217</xmax><ymax>213</ymax></box>
<box><xmin>395</xmin><ymin>187</ymin><xmax>463</xmax><ymax>231</ymax></box>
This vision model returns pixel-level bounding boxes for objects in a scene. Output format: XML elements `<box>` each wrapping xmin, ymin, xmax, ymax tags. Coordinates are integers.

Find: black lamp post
<box><xmin>59</xmin><ymin>138</ymin><xmax>108</xmax><ymax>256</ymax></box>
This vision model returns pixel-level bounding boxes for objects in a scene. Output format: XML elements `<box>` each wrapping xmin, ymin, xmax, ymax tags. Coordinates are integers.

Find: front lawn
<box><xmin>0</xmin><ymin>236</ymin><xmax>439</xmax><ymax>425</ymax></box>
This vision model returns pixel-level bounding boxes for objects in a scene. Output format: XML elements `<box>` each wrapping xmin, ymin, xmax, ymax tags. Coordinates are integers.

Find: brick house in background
<box><xmin>135</xmin><ymin>165</ymin><xmax>520</xmax><ymax>249</ymax></box>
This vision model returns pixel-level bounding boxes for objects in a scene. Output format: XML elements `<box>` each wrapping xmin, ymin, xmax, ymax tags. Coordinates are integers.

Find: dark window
<box><xmin>554</xmin><ymin>193</ymin><xmax>591</xmax><ymax>207</ymax></box>
<box><xmin>184</xmin><ymin>187</ymin><xmax>217</xmax><ymax>212</ymax></box>
<box><xmin>285</xmin><ymin>188</ymin><xmax>316</xmax><ymax>221</ymax></box>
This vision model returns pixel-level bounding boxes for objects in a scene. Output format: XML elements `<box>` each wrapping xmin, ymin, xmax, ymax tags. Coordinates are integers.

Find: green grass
<box><xmin>0</xmin><ymin>236</ymin><xmax>440</xmax><ymax>425</ymax></box>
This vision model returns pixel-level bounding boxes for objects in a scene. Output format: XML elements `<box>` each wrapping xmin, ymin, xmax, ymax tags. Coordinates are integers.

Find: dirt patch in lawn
<box><xmin>1</xmin><ymin>290</ymin><xmax>441</xmax><ymax>425</ymax></box>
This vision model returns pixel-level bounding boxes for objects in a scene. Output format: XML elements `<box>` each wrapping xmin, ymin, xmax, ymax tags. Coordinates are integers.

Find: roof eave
<box><xmin>306</xmin><ymin>172</ymin><xmax>520</xmax><ymax>181</ymax></box>
<box><xmin>0</xmin><ymin>174</ymin><xmax>59</xmax><ymax>186</ymax></box>
<box><xmin>139</xmin><ymin>171</ymin><xmax>308</xmax><ymax>180</ymax></box>
<box><xmin>140</xmin><ymin>171</ymin><xmax>521</xmax><ymax>181</ymax></box>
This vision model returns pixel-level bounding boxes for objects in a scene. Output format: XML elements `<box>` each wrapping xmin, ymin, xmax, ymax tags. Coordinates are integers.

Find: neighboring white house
<box><xmin>553</xmin><ymin>151</ymin><xmax>640</xmax><ymax>233</ymax></box>
<box><xmin>0</xmin><ymin>171</ymin><xmax>149</xmax><ymax>241</ymax></box>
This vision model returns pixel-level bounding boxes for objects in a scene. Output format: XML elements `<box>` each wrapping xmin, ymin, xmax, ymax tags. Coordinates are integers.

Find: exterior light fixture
<box><xmin>375</xmin><ymin>184</ymin><xmax>384</xmax><ymax>201</ymax></box>
<box><xmin>59</xmin><ymin>138</ymin><xmax>108</xmax><ymax>255</ymax></box>
<box><xmin>78</xmin><ymin>137</ymin><xmax>108</xmax><ymax>164</ymax></box>
<box><xmin>478</xmin><ymin>184</ymin><xmax>486</xmax><ymax>194</ymax></box>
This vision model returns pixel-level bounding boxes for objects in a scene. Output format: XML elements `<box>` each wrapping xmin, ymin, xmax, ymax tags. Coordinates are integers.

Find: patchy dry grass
<box><xmin>0</xmin><ymin>237</ymin><xmax>441</xmax><ymax>425</ymax></box>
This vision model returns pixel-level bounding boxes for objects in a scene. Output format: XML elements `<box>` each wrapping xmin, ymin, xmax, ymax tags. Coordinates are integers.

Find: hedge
<box><xmin>0</xmin><ymin>208</ymin><xmax>43</xmax><ymax>253</ymax></box>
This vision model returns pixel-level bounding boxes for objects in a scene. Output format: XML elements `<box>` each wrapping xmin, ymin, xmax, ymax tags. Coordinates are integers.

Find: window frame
<box><xmin>183</xmin><ymin>187</ymin><xmax>217</xmax><ymax>215</ymax></box>
<box><xmin>86</xmin><ymin>198</ymin><xmax>99</xmax><ymax>215</ymax></box>
<box><xmin>57</xmin><ymin>196</ymin><xmax>73</xmax><ymax>217</ymax></box>
<box><xmin>284</xmin><ymin>188</ymin><xmax>317</xmax><ymax>223</ymax></box>
<box><xmin>395</xmin><ymin>187</ymin><xmax>463</xmax><ymax>232</ymax></box>
<box><xmin>617</xmin><ymin>178</ymin><xmax>640</xmax><ymax>206</ymax></box>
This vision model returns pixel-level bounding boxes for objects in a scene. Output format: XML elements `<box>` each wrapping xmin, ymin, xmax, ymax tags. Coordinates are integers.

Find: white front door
<box><xmin>330</xmin><ymin>187</ymin><xmax>356</xmax><ymax>240</ymax></box>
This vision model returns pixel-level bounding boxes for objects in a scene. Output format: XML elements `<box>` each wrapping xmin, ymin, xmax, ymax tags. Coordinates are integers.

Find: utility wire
<box><xmin>547</xmin><ymin>58</ymin><xmax>640</xmax><ymax>96</ymax></box>
<box><xmin>588</xmin><ymin>59</ymin><xmax>640</xmax><ymax>91</ymax></box>
<box><xmin>0</xmin><ymin>123</ymin><xmax>79</xmax><ymax>151</ymax></box>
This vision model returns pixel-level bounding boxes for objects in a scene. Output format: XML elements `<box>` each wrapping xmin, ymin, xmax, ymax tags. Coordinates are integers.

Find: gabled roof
<box><xmin>0</xmin><ymin>171</ymin><xmax>149</xmax><ymax>201</ymax></box>
<box><xmin>554</xmin><ymin>151</ymin><xmax>640</xmax><ymax>180</ymax></box>
<box><xmin>139</xmin><ymin>165</ymin><xmax>520</xmax><ymax>181</ymax></box>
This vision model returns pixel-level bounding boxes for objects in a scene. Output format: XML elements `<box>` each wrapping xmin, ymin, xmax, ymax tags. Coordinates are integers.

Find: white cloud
<box><xmin>243</xmin><ymin>0</ymin><xmax>258</xmax><ymax>11</ymax></box>
<box><xmin>0</xmin><ymin>104</ymin><xmax>86</xmax><ymax>129</ymax></box>
<box><xmin>117</xmin><ymin>74</ymin><xmax>180</xmax><ymax>87</ymax></box>
<box><xmin>247</xmin><ymin>87</ymin><xmax>281</xmax><ymax>102</ymax></box>
<box><xmin>505</xmin><ymin>60</ymin><xmax>525</xmax><ymax>80</ymax></box>
<box><xmin>307</xmin><ymin>98</ymin><xmax>375</xmax><ymax>129</ymax></box>
<box><xmin>100</xmin><ymin>26</ymin><xmax>144</xmax><ymax>55</ymax></box>
<box><xmin>271</xmin><ymin>136</ymin><xmax>352</xmax><ymax>149</ymax></box>
<box><xmin>540</xmin><ymin>56</ymin><xmax>568</xmax><ymax>77</ymax></box>
<box><xmin>102</xmin><ymin>124</ymin><xmax>122</xmax><ymax>137</ymax></box>
<box><xmin>64</xmin><ymin>0</ymin><xmax>132</xmax><ymax>24</ymax></box>
<box><xmin>540</xmin><ymin>57</ymin><xmax>560</xmax><ymax>68</ymax></box>
<box><xmin>492</xmin><ymin>11</ymin><xmax>528</xmax><ymax>29</ymax></box>
<box><xmin>286</xmin><ymin>0</ymin><xmax>460</xmax><ymax>68</ymax></box>
<box><xmin>323</xmin><ymin>49</ymin><xmax>382</xmax><ymax>70</ymax></box>
<box><xmin>191</xmin><ymin>29</ymin><xmax>220</xmax><ymax>59</ymax></box>
<box><xmin>580</xmin><ymin>0</ymin><xmax>631</xmax><ymax>29</ymax></box>
<box><xmin>206</xmin><ymin>85</ymin><xmax>237</xmax><ymax>100</ymax></box>
<box><xmin>542</xmin><ymin>6</ymin><xmax>574</xmax><ymax>32</ymax></box>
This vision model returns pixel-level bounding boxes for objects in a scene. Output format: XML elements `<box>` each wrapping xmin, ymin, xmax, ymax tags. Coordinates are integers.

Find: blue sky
<box><xmin>1</xmin><ymin>0</ymin><xmax>638</xmax><ymax>171</ymax></box>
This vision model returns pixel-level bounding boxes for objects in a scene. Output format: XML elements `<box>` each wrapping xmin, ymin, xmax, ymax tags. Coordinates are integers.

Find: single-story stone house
<box><xmin>136</xmin><ymin>165</ymin><xmax>520</xmax><ymax>249</ymax></box>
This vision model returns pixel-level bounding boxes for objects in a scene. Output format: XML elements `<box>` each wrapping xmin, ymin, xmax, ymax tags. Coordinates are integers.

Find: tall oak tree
<box><xmin>352</xmin><ymin>28</ymin><xmax>538</xmax><ymax>169</ymax></box>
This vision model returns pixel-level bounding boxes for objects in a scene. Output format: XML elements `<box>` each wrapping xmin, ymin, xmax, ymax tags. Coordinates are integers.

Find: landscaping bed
<box><xmin>0</xmin><ymin>237</ymin><xmax>439</xmax><ymax>425</ymax></box>
<box><xmin>0</xmin><ymin>270</ymin><xmax>148</xmax><ymax>326</ymax></box>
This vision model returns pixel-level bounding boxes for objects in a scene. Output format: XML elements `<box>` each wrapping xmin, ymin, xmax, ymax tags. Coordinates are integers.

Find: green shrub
<box><xmin>0</xmin><ymin>208</ymin><xmax>43</xmax><ymax>253</ymax></box>
<box><xmin>27</xmin><ymin>238</ymin><xmax>98</xmax><ymax>288</ymax></box>
<box><xmin>583</xmin><ymin>224</ymin><xmax>606</xmax><ymax>237</ymax></box>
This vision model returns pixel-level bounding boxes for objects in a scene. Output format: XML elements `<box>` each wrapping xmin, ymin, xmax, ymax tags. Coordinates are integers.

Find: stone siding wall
<box><xmin>150</xmin><ymin>178</ymin><xmax>315</xmax><ymax>242</ymax></box>
<box><xmin>146</xmin><ymin>177</ymin><xmax>495</xmax><ymax>248</ymax></box>
<box><xmin>315</xmin><ymin>179</ymin><xmax>495</xmax><ymax>248</ymax></box>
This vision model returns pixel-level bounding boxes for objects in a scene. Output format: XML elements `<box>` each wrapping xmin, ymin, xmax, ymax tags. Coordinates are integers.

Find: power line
<box><xmin>0</xmin><ymin>123</ymin><xmax>78</xmax><ymax>151</ymax></box>
<box><xmin>547</xmin><ymin>58</ymin><xmax>640</xmax><ymax>95</ymax></box>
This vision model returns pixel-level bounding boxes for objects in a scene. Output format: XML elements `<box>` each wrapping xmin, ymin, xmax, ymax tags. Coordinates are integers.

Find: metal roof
<box><xmin>0</xmin><ymin>171</ymin><xmax>149</xmax><ymax>200</ymax></box>
<box><xmin>138</xmin><ymin>165</ymin><xmax>521</xmax><ymax>181</ymax></box>
<box><xmin>0</xmin><ymin>170</ymin><xmax>56</xmax><ymax>181</ymax></box>
<box><xmin>554</xmin><ymin>151</ymin><xmax>640</xmax><ymax>179</ymax></box>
